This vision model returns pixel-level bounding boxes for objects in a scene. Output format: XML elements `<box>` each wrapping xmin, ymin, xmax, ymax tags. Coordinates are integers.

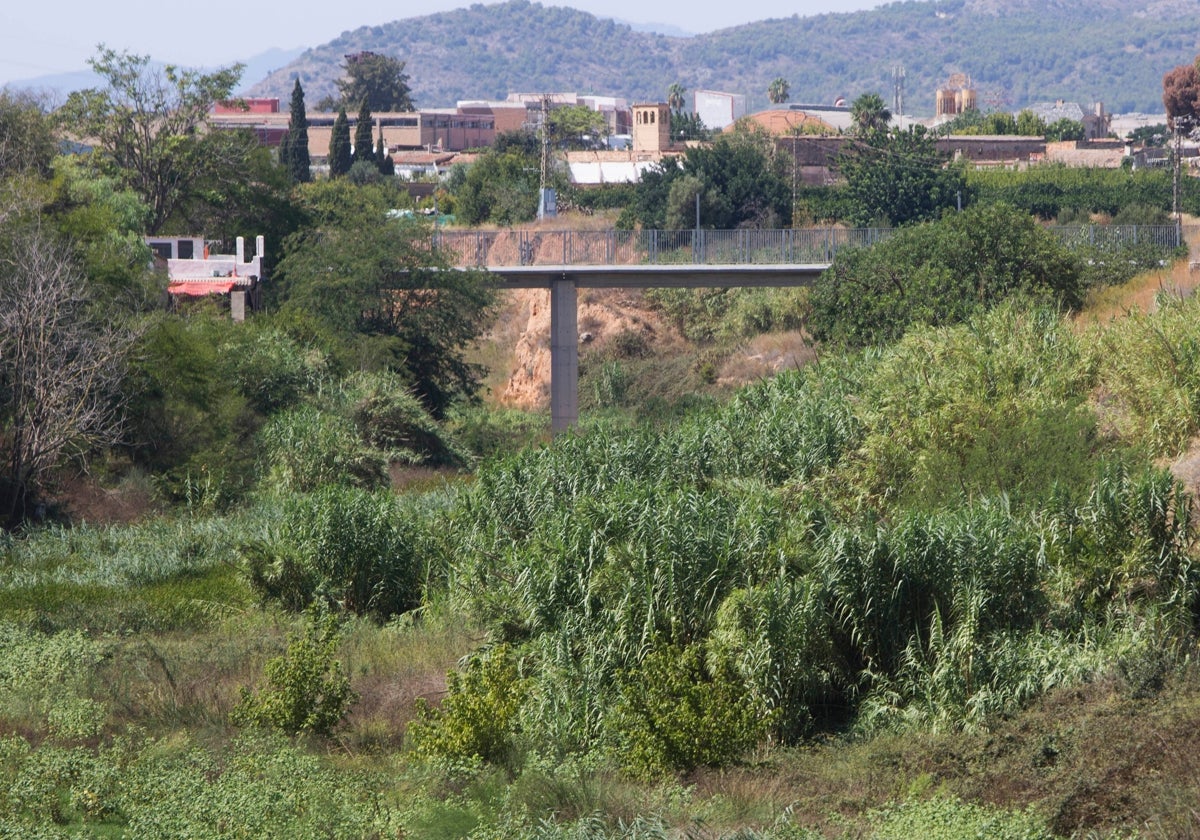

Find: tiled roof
<box><xmin>737</xmin><ymin>110</ymin><xmax>837</xmax><ymax>136</ymax></box>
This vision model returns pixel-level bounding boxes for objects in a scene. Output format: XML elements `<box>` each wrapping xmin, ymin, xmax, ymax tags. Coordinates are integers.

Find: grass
<box><xmin>1078</xmin><ymin>258</ymin><xmax>1200</xmax><ymax>324</ymax></box>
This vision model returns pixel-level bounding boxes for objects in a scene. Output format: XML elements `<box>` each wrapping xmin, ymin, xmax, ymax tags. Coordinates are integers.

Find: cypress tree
<box><xmin>329</xmin><ymin>107</ymin><xmax>352</xmax><ymax>177</ymax></box>
<box><xmin>278</xmin><ymin>125</ymin><xmax>291</xmax><ymax>170</ymax></box>
<box><xmin>353</xmin><ymin>99</ymin><xmax>374</xmax><ymax>167</ymax></box>
<box><xmin>287</xmin><ymin>78</ymin><xmax>311</xmax><ymax>183</ymax></box>
<box><xmin>376</xmin><ymin>124</ymin><xmax>394</xmax><ymax>176</ymax></box>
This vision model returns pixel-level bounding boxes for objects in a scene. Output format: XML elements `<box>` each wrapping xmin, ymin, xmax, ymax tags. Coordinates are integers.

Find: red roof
<box><xmin>168</xmin><ymin>281</ymin><xmax>236</xmax><ymax>296</ymax></box>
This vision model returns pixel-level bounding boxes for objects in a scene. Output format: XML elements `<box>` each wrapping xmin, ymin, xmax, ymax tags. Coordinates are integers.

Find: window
<box><xmin>178</xmin><ymin>239</ymin><xmax>194</xmax><ymax>259</ymax></box>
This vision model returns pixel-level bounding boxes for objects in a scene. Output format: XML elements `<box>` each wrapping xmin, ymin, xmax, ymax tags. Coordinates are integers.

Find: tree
<box><xmin>452</xmin><ymin>150</ymin><xmax>542</xmax><ymax>226</ymax></box>
<box><xmin>1046</xmin><ymin>118</ymin><xmax>1085</xmax><ymax>141</ymax></box>
<box><xmin>849</xmin><ymin>92</ymin><xmax>891</xmax><ymax>135</ymax></box>
<box><xmin>768</xmin><ymin>78</ymin><xmax>790</xmax><ymax>105</ymax></box>
<box><xmin>546</xmin><ymin>104</ymin><xmax>606</xmax><ymax>150</ymax></box>
<box><xmin>285</xmin><ymin>78</ymin><xmax>311</xmax><ymax>183</ymax></box>
<box><xmin>667</xmin><ymin>83</ymin><xmax>687</xmax><ymax>111</ymax></box>
<box><xmin>172</xmin><ymin>128</ymin><xmax>303</xmax><ymax>255</ymax></box>
<box><xmin>329</xmin><ymin>108</ymin><xmax>352</xmax><ymax>177</ymax></box>
<box><xmin>1162</xmin><ymin>62</ymin><xmax>1200</xmax><ymax>136</ymax></box>
<box><xmin>682</xmin><ymin>125</ymin><xmax>790</xmax><ymax>228</ymax></box>
<box><xmin>0</xmin><ymin>219</ymin><xmax>137</xmax><ymax>525</ymax></box>
<box><xmin>57</xmin><ymin>46</ymin><xmax>243</xmax><ymax>233</ymax></box>
<box><xmin>1015</xmin><ymin>110</ymin><xmax>1047</xmax><ymax>136</ymax></box>
<box><xmin>353</xmin><ymin>100</ymin><xmax>376</xmax><ymax>166</ymax></box>
<box><xmin>376</xmin><ymin>125</ymin><xmax>395</xmax><ymax>176</ymax></box>
<box><xmin>1128</xmin><ymin>123</ymin><xmax>1169</xmax><ymax>147</ymax></box>
<box><xmin>809</xmin><ymin>203</ymin><xmax>1082</xmax><ymax>347</ymax></box>
<box><xmin>336</xmin><ymin>51</ymin><xmax>414</xmax><ymax>112</ymax></box>
<box><xmin>619</xmin><ymin>123</ymin><xmax>789</xmax><ymax>230</ymax></box>
<box><xmin>275</xmin><ymin>181</ymin><xmax>495</xmax><ymax>416</ymax></box>
<box><xmin>0</xmin><ymin>90</ymin><xmax>57</xmax><ymax>177</ymax></box>
<box><xmin>670</xmin><ymin>109</ymin><xmax>709</xmax><ymax>142</ymax></box>
<box><xmin>837</xmin><ymin>124</ymin><xmax>966</xmax><ymax>227</ymax></box>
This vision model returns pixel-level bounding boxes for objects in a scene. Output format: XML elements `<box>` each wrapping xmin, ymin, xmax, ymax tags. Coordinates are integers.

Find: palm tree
<box><xmin>667</xmin><ymin>83</ymin><xmax>687</xmax><ymax>111</ymax></box>
<box><xmin>850</xmin><ymin>92</ymin><xmax>892</xmax><ymax>135</ymax></box>
<box><xmin>768</xmin><ymin>78</ymin><xmax>790</xmax><ymax>105</ymax></box>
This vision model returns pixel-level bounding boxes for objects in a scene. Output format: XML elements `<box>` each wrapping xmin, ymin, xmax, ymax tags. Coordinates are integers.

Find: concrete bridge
<box><xmin>432</xmin><ymin>224</ymin><xmax>1186</xmax><ymax>430</ymax></box>
<box><xmin>432</xmin><ymin>228</ymin><xmax>872</xmax><ymax>430</ymax></box>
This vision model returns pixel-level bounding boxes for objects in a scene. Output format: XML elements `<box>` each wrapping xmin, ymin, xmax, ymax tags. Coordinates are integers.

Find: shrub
<box><xmin>1087</xmin><ymin>293</ymin><xmax>1200</xmax><ymax>456</ymax></box>
<box><xmin>244</xmin><ymin>485</ymin><xmax>425</xmax><ymax>619</ymax></box>
<box><xmin>410</xmin><ymin>644</ymin><xmax>527</xmax><ymax>767</ymax></box>
<box><xmin>607</xmin><ymin>644</ymin><xmax>772</xmax><ymax>778</ymax></box>
<box><xmin>0</xmin><ymin>624</ymin><xmax>108</xmax><ymax>739</ymax></box>
<box><xmin>342</xmin><ymin>369</ymin><xmax>470</xmax><ymax>467</ymax></box>
<box><xmin>232</xmin><ymin>612</ymin><xmax>357</xmax><ymax>736</ymax></box>
<box><xmin>709</xmin><ymin>580</ymin><xmax>844</xmax><ymax>743</ymax></box>
<box><xmin>867</xmin><ymin>795</ymin><xmax>1053</xmax><ymax>839</ymax></box>
<box><xmin>256</xmin><ymin>405</ymin><xmax>386</xmax><ymax>493</ymax></box>
<box><xmin>809</xmin><ymin>204</ymin><xmax>1081</xmax><ymax>347</ymax></box>
<box><xmin>846</xmin><ymin>303</ymin><xmax>1094</xmax><ymax>510</ymax></box>
<box><xmin>221</xmin><ymin>323</ymin><xmax>326</xmax><ymax>414</ymax></box>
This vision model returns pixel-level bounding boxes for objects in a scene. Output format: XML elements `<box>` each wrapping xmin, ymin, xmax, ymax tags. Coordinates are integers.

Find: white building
<box><xmin>695</xmin><ymin>90</ymin><xmax>747</xmax><ymax>130</ymax></box>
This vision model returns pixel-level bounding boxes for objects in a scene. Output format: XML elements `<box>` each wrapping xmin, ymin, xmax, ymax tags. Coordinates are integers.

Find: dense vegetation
<box><xmin>7</xmin><ymin>285</ymin><xmax>1200</xmax><ymax>835</ymax></box>
<box><xmin>250</xmin><ymin>0</ymin><xmax>1195</xmax><ymax>115</ymax></box>
<box><xmin>8</xmin><ymin>41</ymin><xmax>1200</xmax><ymax>840</ymax></box>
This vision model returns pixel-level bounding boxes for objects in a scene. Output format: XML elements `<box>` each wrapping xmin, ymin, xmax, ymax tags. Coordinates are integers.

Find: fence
<box><xmin>1046</xmin><ymin>223</ymin><xmax>1190</xmax><ymax>250</ymax></box>
<box><xmin>433</xmin><ymin>225</ymin><xmax>1190</xmax><ymax>268</ymax></box>
<box><xmin>433</xmin><ymin>228</ymin><xmax>893</xmax><ymax>268</ymax></box>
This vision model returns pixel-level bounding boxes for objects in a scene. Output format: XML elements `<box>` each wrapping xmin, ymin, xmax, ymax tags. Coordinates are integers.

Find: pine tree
<box><xmin>287</xmin><ymin>78</ymin><xmax>311</xmax><ymax>183</ymax></box>
<box><xmin>353</xmin><ymin>99</ymin><xmax>374</xmax><ymax>167</ymax></box>
<box><xmin>329</xmin><ymin>107</ymin><xmax>352</xmax><ymax>177</ymax></box>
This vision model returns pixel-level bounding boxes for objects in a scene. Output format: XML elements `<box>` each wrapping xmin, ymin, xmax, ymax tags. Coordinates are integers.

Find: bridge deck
<box><xmin>485</xmin><ymin>263</ymin><xmax>831</xmax><ymax>289</ymax></box>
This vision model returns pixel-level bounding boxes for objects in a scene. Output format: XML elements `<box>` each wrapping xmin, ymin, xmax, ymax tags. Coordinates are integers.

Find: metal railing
<box><xmin>433</xmin><ymin>225</ymin><xmax>1190</xmax><ymax>269</ymax></box>
<box><xmin>433</xmin><ymin>228</ymin><xmax>893</xmax><ymax>268</ymax></box>
<box><xmin>1046</xmin><ymin>223</ymin><xmax>1189</xmax><ymax>250</ymax></box>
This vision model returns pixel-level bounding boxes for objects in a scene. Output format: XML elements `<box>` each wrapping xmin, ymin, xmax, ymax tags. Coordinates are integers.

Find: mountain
<box><xmin>3</xmin><ymin>47</ymin><xmax>305</xmax><ymax>102</ymax></box>
<box><xmin>248</xmin><ymin>0</ymin><xmax>1199</xmax><ymax>116</ymax></box>
<box><xmin>235</xmin><ymin>47</ymin><xmax>307</xmax><ymax>95</ymax></box>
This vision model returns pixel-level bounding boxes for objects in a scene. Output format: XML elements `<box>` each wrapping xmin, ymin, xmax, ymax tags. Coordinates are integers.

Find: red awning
<box><xmin>168</xmin><ymin>281</ymin><xmax>236</xmax><ymax>296</ymax></box>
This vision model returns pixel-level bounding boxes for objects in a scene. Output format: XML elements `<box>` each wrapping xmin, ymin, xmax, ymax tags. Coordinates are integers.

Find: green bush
<box><xmin>232</xmin><ymin>612</ymin><xmax>357</xmax><ymax>736</ymax></box>
<box><xmin>607</xmin><ymin>644</ymin><xmax>772</xmax><ymax>778</ymax></box>
<box><xmin>257</xmin><ymin>405</ymin><xmax>387</xmax><ymax>493</ymax></box>
<box><xmin>867</xmin><ymin>795</ymin><xmax>1052</xmax><ymax>840</ymax></box>
<box><xmin>221</xmin><ymin>323</ymin><xmax>327</xmax><ymax>414</ymax></box>
<box><xmin>709</xmin><ymin>580</ymin><xmax>843</xmax><ymax>744</ymax></box>
<box><xmin>810</xmin><ymin>204</ymin><xmax>1081</xmax><ymax>347</ymax></box>
<box><xmin>411</xmin><ymin>644</ymin><xmax>527</xmax><ymax>766</ymax></box>
<box><xmin>0</xmin><ymin>624</ymin><xmax>108</xmax><ymax>739</ymax></box>
<box><xmin>341</xmin><ymin>370</ymin><xmax>470</xmax><ymax>467</ymax></box>
<box><xmin>244</xmin><ymin>485</ymin><xmax>425</xmax><ymax>619</ymax></box>
<box><xmin>846</xmin><ymin>304</ymin><xmax>1094</xmax><ymax>510</ymax></box>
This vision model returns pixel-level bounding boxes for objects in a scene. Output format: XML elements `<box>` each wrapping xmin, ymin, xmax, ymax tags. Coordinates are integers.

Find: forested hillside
<box><xmin>248</xmin><ymin>0</ymin><xmax>1198</xmax><ymax>114</ymax></box>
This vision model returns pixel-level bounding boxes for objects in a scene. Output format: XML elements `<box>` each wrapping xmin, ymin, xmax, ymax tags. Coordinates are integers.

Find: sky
<box><xmin>0</xmin><ymin>0</ymin><xmax>887</xmax><ymax>89</ymax></box>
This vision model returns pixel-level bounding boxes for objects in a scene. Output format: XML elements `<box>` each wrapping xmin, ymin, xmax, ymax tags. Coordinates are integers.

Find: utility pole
<box><xmin>893</xmin><ymin>65</ymin><xmax>905</xmax><ymax>127</ymax></box>
<box><xmin>1173</xmin><ymin>126</ymin><xmax>1182</xmax><ymax>224</ymax></box>
<box><xmin>537</xmin><ymin>93</ymin><xmax>555</xmax><ymax>220</ymax></box>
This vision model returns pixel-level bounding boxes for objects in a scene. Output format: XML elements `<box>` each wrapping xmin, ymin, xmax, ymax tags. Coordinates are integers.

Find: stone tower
<box><xmin>632</xmin><ymin>103</ymin><xmax>672</xmax><ymax>152</ymax></box>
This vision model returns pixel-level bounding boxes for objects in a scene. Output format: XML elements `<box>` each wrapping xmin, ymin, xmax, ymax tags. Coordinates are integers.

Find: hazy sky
<box><xmin>0</xmin><ymin>0</ymin><xmax>887</xmax><ymax>88</ymax></box>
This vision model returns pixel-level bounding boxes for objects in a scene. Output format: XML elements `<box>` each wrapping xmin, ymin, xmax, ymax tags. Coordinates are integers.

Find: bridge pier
<box><xmin>549</xmin><ymin>277</ymin><xmax>579</xmax><ymax>432</ymax></box>
<box><xmin>482</xmin><ymin>263</ymin><xmax>829</xmax><ymax>434</ymax></box>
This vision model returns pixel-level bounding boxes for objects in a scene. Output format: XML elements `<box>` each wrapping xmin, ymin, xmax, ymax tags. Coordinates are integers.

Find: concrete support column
<box><xmin>549</xmin><ymin>276</ymin><xmax>578</xmax><ymax>433</ymax></box>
